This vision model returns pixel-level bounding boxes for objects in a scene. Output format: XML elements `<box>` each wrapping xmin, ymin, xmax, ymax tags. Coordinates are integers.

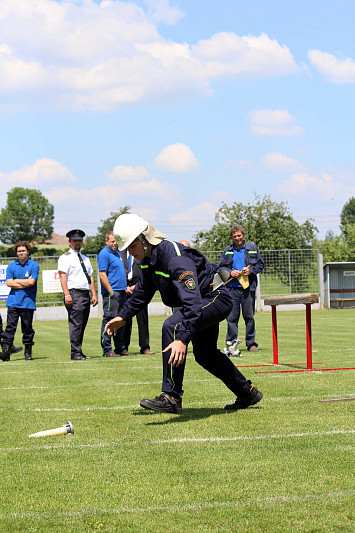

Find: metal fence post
<box><xmin>318</xmin><ymin>252</ymin><xmax>324</xmax><ymax>309</ymax></box>
<box><xmin>256</xmin><ymin>273</ymin><xmax>261</xmax><ymax>312</ymax></box>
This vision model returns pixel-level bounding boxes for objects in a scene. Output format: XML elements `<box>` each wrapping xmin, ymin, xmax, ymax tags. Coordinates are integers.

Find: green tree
<box><xmin>193</xmin><ymin>195</ymin><xmax>319</xmax><ymax>293</ymax></box>
<box><xmin>0</xmin><ymin>188</ymin><xmax>54</xmax><ymax>244</ymax></box>
<box><xmin>82</xmin><ymin>206</ymin><xmax>131</xmax><ymax>254</ymax></box>
<box><xmin>193</xmin><ymin>194</ymin><xmax>318</xmax><ymax>250</ymax></box>
<box><xmin>319</xmin><ymin>226</ymin><xmax>355</xmax><ymax>263</ymax></box>
<box><xmin>340</xmin><ymin>197</ymin><xmax>355</xmax><ymax>237</ymax></box>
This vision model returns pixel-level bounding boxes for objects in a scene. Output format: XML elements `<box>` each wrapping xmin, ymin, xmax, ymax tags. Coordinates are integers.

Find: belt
<box><xmin>69</xmin><ymin>288</ymin><xmax>90</xmax><ymax>293</ymax></box>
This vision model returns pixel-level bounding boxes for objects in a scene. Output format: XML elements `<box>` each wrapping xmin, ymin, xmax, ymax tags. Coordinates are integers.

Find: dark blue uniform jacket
<box><xmin>219</xmin><ymin>242</ymin><xmax>264</xmax><ymax>291</ymax></box>
<box><xmin>118</xmin><ymin>240</ymin><xmax>219</xmax><ymax>345</ymax></box>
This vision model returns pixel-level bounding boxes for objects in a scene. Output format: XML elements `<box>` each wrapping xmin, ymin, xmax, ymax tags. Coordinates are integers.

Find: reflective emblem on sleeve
<box><xmin>185</xmin><ymin>278</ymin><xmax>196</xmax><ymax>290</ymax></box>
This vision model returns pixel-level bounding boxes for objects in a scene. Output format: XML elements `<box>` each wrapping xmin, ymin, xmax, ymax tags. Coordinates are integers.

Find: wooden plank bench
<box><xmin>264</xmin><ymin>294</ymin><xmax>319</xmax><ymax>369</ymax></box>
<box><xmin>330</xmin><ymin>298</ymin><xmax>355</xmax><ymax>309</ymax></box>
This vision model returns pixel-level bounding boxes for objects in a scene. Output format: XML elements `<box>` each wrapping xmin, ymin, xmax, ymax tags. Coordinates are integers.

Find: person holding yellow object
<box><xmin>219</xmin><ymin>226</ymin><xmax>264</xmax><ymax>354</ymax></box>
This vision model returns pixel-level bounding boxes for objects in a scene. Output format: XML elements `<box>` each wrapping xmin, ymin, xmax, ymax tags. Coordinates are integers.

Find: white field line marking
<box><xmin>1</xmin><ymin>429</ymin><xmax>353</xmax><ymax>453</ymax></box>
<box><xmin>0</xmin><ymin>365</ymin><xmax>163</xmax><ymax>374</ymax></box>
<box><xmin>12</xmin><ymin>392</ymin><xmax>355</xmax><ymax>411</ymax></box>
<box><xmin>0</xmin><ymin>490</ymin><xmax>353</xmax><ymax>521</ymax></box>
<box><xmin>2</xmin><ymin>386</ymin><xmax>49</xmax><ymax>391</ymax></box>
<box><xmin>1</xmin><ymin>378</ymin><xmax>214</xmax><ymax>393</ymax></box>
<box><xmin>0</xmin><ymin>357</ymin><xmax>157</xmax><ymax>368</ymax></box>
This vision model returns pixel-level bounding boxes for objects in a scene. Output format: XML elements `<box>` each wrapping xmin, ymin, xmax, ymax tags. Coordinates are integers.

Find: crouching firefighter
<box><xmin>105</xmin><ymin>214</ymin><xmax>263</xmax><ymax>413</ymax></box>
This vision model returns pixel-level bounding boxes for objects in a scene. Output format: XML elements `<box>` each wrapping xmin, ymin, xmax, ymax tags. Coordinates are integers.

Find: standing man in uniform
<box><xmin>98</xmin><ymin>231</ymin><xmax>128</xmax><ymax>357</ymax></box>
<box><xmin>105</xmin><ymin>214</ymin><xmax>263</xmax><ymax>413</ymax></box>
<box><xmin>0</xmin><ymin>241</ymin><xmax>39</xmax><ymax>361</ymax></box>
<box><xmin>58</xmin><ymin>229</ymin><xmax>98</xmax><ymax>360</ymax></box>
<box><xmin>219</xmin><ymin>225</ymin><xmax>264</xmax><ymax>355</ymax></box>
<box><xmin>120</xmin><ymin>249</ymin><xmax>154</xmax><ymax>355</ymax></box>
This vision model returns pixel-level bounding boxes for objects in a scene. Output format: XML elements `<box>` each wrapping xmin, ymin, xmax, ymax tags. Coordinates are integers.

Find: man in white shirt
<box><xmin>58</xmin><ymin>229</ymin><xmax>98</xmax><ymax>360</ymax></box>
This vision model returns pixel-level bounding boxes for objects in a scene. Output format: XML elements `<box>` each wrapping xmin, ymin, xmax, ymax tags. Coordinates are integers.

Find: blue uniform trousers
<box><xmin>226</xmin><ymin>287</ymin><xmax>257</xmax><ymax>348</ymax></box>
<box><xmin>101</xmin><ymin>291</ymin><xmax>127</xmax><ymax>355</ymax></box>
<box><xmin>162</xmin><ymin>288</ymin><xmax>252</xmax><ymax>398</ymax></box>
<box><xmin>3</xmin><ymin>307</ymin><xmax>35</xmax><ymax>346</ymax></box>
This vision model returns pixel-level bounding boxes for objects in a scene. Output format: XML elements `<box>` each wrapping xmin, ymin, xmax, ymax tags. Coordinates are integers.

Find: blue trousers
<box><xmin>226</xmin><ymin>287</ymin><xmax>257</xmax><ymax>348</ymax></box>
<box><xmin>161</xmin><ymin>288</ymin><xmax>251</xmax><ymax>398</ymax></box>
<box><xmin>101</xmin><ymin>291</ymin><xmax>127</xmax><ymax>355</ymax></box>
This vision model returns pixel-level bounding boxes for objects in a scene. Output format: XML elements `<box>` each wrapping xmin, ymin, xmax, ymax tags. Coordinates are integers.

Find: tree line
<box><xmin>0</xmin><ymin>187</ymin><xmax>354</xmax><ymax>262</ymax></box>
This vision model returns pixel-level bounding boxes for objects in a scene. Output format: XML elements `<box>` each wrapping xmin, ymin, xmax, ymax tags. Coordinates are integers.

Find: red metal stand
<box><xmin>261</xmin><ymin>293</ymin><xmax>355</xmax><ymax>374</ymax></box>
<box><xmin>306</xmin><ymin>303</ymin><xmax>312</xmax><ymax>370</ymax></box>
<box><xmin>271</xmin><ymin>305</ymin><xmax>278</xmax><ymax>365</ymax></box>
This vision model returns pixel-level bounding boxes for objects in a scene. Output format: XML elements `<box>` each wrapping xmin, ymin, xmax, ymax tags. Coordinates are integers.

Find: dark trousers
<box><xmin>101</xmin><ymin>291</ymin><xmax>127</xmax><ymax>355</ymax></box>
<box><xmin>2</xmin><ymin>307</ymin><xmax>35</xmax><ymax>346</ymax></box>
<box><xmin>161</xmin><ymin>287</ymin><xmax>251</xmax><ymax>399</ymax></box>
<box><xmin>65</xmin><ymin>289</ymin><xmax>90</xmax><ymax>358</ymax></box>
<box><xmin>123</xmin><ymin>304</ymin><xmax>150</xmax><ymax>353</ymax></box>
<box><xmin>226</xmin><ymin>287</ymin><xmax>257</xmax><ymax>348</ymax></box>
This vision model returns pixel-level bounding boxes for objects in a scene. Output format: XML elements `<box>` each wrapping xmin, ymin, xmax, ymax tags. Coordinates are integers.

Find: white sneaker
<box><xmin>229</xmin><ymin>339</ymin><xmax>242</xmax><ymax>357</ymax></box>
<box><xmin>229</xmin><ymin>347</ymin><xmax>242</xmax><ymax>357</ymax></box>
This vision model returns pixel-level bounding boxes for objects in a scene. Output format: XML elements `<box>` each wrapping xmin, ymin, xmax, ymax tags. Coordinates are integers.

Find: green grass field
<box><xmin>0</xmin><ymin>309</ymin><xmax>354</xmax><ymax>532</ymax></box>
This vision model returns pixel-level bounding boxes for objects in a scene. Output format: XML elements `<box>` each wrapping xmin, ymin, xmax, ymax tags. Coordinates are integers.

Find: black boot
<box><xmin>24</xmin><ymin>345</ymin><xmax>33</xmax><ymax>360</ymax></box>
<box><xmin>0</xmin><ymin>342</ymin><xmax>11</xmax><ymax>362</ymax></box>
<box><xmin>11</xmin><ymin>344</ymin><xmax>23</xmax><ymax>354</ymax></box>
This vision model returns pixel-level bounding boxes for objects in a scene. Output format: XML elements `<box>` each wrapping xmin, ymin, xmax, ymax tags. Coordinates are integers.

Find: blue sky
<box><xmin>0</xmin><ymin>0</ymin><xmax>354</xmax><ymax>243</ymax></box>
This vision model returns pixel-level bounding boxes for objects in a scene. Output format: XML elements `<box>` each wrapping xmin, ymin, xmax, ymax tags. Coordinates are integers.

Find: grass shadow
<box><xmin>133</xmin><ymin>407</ymin><xmax>227</xmax><ymax>425</ymax></box>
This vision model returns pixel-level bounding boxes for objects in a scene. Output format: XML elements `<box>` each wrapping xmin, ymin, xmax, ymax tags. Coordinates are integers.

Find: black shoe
<box><xmin>224</xmin><ymin>384</ymin><xmax>263</xmax><ymax>411</ymax></box>
<box><xmin>140</xmin><ymin>392</ymin><xmax>182</xmax><ymax>414</ymax></box>
<box><xmin>11</xmin><ymin>345</ymin><xmax>23</xmax><ymax>354</ymax></box>
<box><xmin>80</xmin><ymin>353</ymin><xmax>92</xmax><ymax>359</ymax></box>
<box><xmin>0</xmin><ymin>342</ymin><xmax>11</xmax><ymax>362</ymax></box>
<box><xmin>24</xmin><ymin>345</ymin><xmax>33</xmax><ymax>360</ymax></box>
<box><xmin>71</xmin><ymin>355</ymin><xmax>86</xmax><ymax>360</ymax></box>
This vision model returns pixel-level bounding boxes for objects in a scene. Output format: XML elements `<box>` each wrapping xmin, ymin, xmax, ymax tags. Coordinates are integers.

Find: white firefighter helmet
<box><xmin>113</xmin><ymin>214</ymin><xmax>148</xmax><ymax>251</ymax></box>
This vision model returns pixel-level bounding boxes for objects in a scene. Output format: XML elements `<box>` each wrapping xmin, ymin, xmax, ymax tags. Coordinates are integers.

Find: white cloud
<box><xmin>0</xmin><ymin>0</ymin><xmax>299</xmax><ymax>111</ymax></box>
<box><xmin>262</xmin><ymin>153</ymin><xmax>302</xmax><ymax>172</ymax></box>
<box><xmin>192</xmin><ymin>32</ymin><xmax>298</xmax><ymax>79</ymax></box>
<box><xmin>0</xmin><ymin>159</ymin><xmax>77</xmax><ymax>189</ymax></box>
<box><xmin>107</xmin><ymin>165</ymin><xmax>150</xmax><ymax>182</ymax></box>
<box><xmin>170</xmin><ymin>201</ymin><xmax>216</xmax><ymax>223</ymax></box>
<box><xmin>232</xmin><ymin>159</ymin><xmax>254</xmax><ymax>170</ymax></box>
<box><xmin>154</xmin><ymin>143</ymin><xmax>199</xmax><ymax>173</ymax></box>
<box><xmin>144</xmin><ymin>0</ymin><xmax>184</xmax><ymax>25</ymax></box>
<box><xmin>308</xmin><ymin>50</ymin><xmax>355</xmax><ymax>83</ymax></box>
<box><xmin>249</xmin><ymin>109</ymin><xmax>303</xmax><ymax>136</ymax></box>
<box><xmin>277</xmin><ymin>172</ymin><xmax>355</xmax><ymax>201</ymax></box>
<box><xmin>46</xmin><ymin>178</ymin><xmax>181</xmax><ymax>234</ymax></box>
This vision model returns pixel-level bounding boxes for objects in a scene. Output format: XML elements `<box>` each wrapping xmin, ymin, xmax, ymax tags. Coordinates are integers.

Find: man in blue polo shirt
<box><xmin>0</xmin><ymin>241</ymin><xmax>39</xmax><ymax>361</ymax></box>
<box><xmin>98</xmin><ymin>231</ymin><xmax>128</xmax><ymax>357</ymax></box>
<box><xmin>219</xmin><ymin>225</ymin><xmax>264</xmax><ymax>355</ymax></box>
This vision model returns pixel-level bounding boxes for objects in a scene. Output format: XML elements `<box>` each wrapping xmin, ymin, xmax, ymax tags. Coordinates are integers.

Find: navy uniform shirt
<box><xmin>219</xmin><ymin>241</ymin><xmax>264</xmax><ymax>291</ymax></box>
<box><xmin>118</xmin><ymin>240</ymin><xmax>218</xmax><ymax>345</ymax></box>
